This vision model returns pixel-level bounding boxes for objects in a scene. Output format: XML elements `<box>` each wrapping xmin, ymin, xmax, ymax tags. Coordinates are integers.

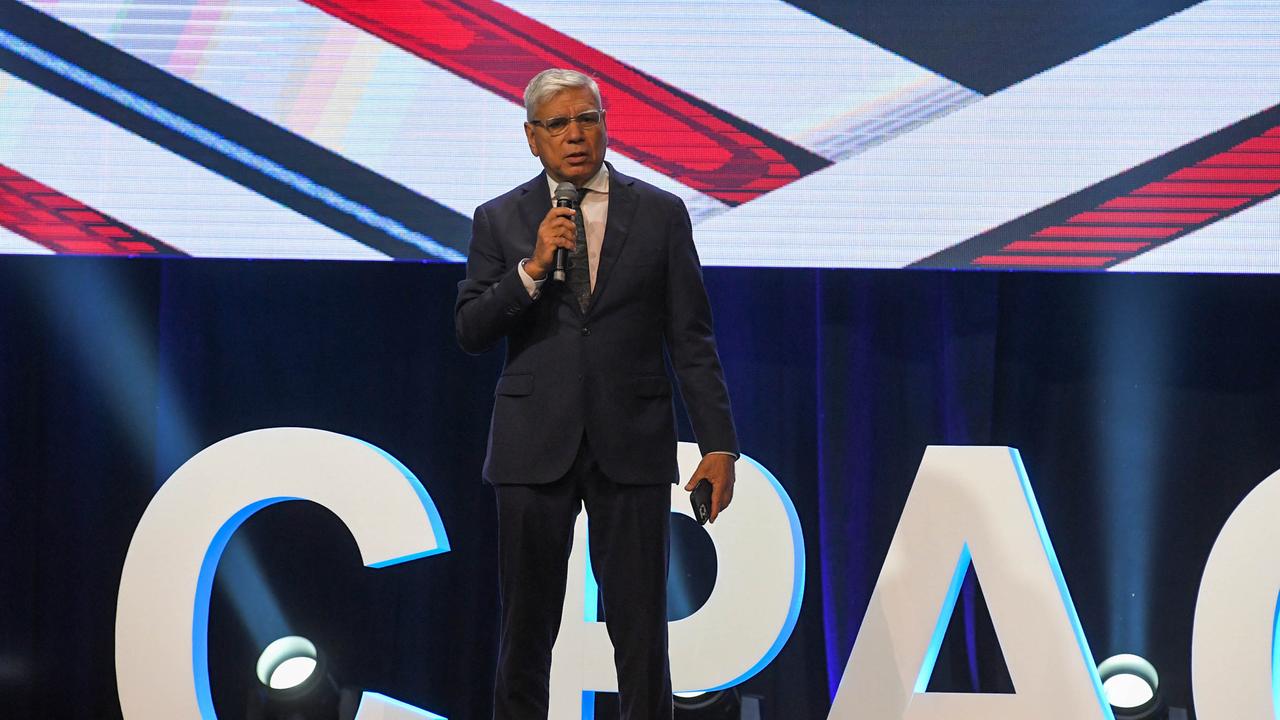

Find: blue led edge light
<box><xmin>358</xmin><ymin>439</ymin><xmax>452</xmax><ymax>564</ymax></box>
<box><xmin>583</xmin><ymin>527</ymin><xmax>599</xmax><ymax>623</ymax></box>
<box><xmin>913</xmin><ymin>543</ymin><xmax>973</xmax><ymax>694</ymax></box>
<box><xmin>700</xmin><ymin>454</ymin><xmax>807</xmax><ymax>693</ymax></box>
<box><xmin>194</xmin><ymin>497</ymin><xmax>293</xmax><ymax>719</ymax></box>
<box><xmin>579</xmin><ymin>454</ymin><xmax>805</xmax><ymax>706</ymax></box>
<box><xmin>1009</xmin><ymin>448</ymin><xmax>1115</xmax><ymax>720</ymax></box>
<box><xmin>1272</xmin><ymin>590</ymin><xmax>1279</xmax><ymax>720</ymax></box>
<box><xmin>0</xmin><ymin>29</ymin><xmax>465</xmax><ymax>262</ymax></box>
<box><xmin>582</xmin><ymin>523</ymin><xmax>599</xmax><ymax>720</ymax></box>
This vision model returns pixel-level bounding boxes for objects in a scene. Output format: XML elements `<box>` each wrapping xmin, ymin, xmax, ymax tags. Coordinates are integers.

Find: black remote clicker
<box><xmin>690</xmin><ymin>479</ymin><xmax>713</xmax><ymax>525</ymax></box>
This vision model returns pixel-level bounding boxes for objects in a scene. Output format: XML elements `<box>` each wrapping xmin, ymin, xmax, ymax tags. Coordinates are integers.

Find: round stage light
<box><xmin>269</xmin><ymin>655</ymin><xmax>318</xmax><ymax>690</ymax></box>
<box><xmin>248</xmin><ymin>635</ymin><xmax>352</xmax><ymax>720</ymax></box>
<box><xmin>1098</xmin><ymin>654</ymin><xmax>1166</xmax><ymax>720</ymax></box>
<box><xmin>256</xmin><ymin>635</ymin><xmax>319</xmax><ymax>690</ymax></box>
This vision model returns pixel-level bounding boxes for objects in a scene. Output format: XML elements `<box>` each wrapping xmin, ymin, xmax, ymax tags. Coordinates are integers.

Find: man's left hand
<box><xmin>685</xmin><ymin>454</ymin><xmax>736</xmax><ymax>523</ymax></box>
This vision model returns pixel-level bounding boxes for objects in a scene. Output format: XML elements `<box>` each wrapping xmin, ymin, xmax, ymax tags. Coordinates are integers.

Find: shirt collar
<box><xmin>544</xmin><ymin>164</ymin><xmax>610</xmax><ymax>199</ymax></box>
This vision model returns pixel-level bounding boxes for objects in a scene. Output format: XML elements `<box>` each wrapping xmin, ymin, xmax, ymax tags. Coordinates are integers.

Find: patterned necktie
<box><xmin>566</xmin><ymin>189</ymin><xmax>591</xmax><ymax>313</ymax></box>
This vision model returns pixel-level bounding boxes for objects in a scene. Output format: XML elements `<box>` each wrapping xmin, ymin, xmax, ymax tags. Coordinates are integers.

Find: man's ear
<box><xmin>524</xmin><ymin>123</ymin><xmax>539</xmax><ymax>157</ymax></box>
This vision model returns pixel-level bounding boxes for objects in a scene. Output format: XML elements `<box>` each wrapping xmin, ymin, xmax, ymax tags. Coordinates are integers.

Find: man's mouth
<box><xmin>565</xmin><ymin>152</ymin><xmax>588</xmax><ymax>163</ymax></box>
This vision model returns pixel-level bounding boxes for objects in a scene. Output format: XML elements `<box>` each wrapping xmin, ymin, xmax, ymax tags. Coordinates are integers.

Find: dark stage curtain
<box><xmin>2</xmin><ymin>256</ymin><xmax>1279</xmax><ymax>717</ymax></box>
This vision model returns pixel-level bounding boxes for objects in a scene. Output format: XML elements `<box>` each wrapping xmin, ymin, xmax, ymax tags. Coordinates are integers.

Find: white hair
<box><xmin>523</xmin><ymin>69</ymin><xmax>602</xmax><ymax>121</ymax></box>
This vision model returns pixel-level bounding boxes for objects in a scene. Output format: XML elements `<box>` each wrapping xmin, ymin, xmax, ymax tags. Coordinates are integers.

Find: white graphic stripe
<box><xmin>694</xmin><ymin>0</ymin><xmax>1280</xmax><ymax>268</ymax></box>
<box><xmin>504</xmin><ymin>0</ymin><xmax>979</xmax><ymax>162</ymax></box>
<box><xmin>0</xmin><ymin>69</ymin><xmax>387</xmax><ymax>260</ymax></box>
<box><xmin>28</xmin><ymin>0</ymin><xmax>728</xmax><ymax>222</ymax></box>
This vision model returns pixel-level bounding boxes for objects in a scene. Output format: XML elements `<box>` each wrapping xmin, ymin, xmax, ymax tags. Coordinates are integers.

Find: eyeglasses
<box><xmin>529</xmin><ymin>110</ymin><xmax>605</xmax><ymax>136</ymax></box>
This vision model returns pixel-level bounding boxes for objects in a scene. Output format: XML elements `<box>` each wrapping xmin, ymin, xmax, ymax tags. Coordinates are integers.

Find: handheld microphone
<box><xmin>552</xmin><ymin>182</ymin><xmax>578</xmax><ymax>283</ymax></box>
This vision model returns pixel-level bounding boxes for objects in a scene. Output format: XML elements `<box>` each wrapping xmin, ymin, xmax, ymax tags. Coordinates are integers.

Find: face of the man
<box><xmin>524</xmin><ymin>87</ymin><xmax>607</xmax><ymax>186</ymax></box>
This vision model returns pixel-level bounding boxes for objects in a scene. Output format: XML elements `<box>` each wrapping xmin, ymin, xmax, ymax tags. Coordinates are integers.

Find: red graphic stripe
<box><xmin>1098</xmin><ymin>196</ymin><xmax>1251</xmax><ymax>210</ymax></box>
<box><xmin>1169</xmin><ymin>167</ymin><xmax>1280</xmax><ymax>181</ymax></box>
<box><xmin>1237</xmin><ymin>138</ymin><xmax>1280</xmax><ymax>151</ymax></box>
<box><xmin>1134</xmin><ymin>181</ymin><xmax>1280</xmax><ymax>195</ymax></box>
<box><xmin>1200</xmin><ymin>152</ymin><xmax>1280</xmax><ymax>166</ymax></box>
<box><xmin>305</xmin><ymin>0</ymin><xmax>814</xmax><ymax>204</ymax></box>
<box><xmin>974</xmin><ymin>255</ymin><xmax>1114</xmax><ymax>267</ymax></box>
<box><xmin>1005</xmin><ymin>240</ymin><xmax>1149</xmax><ymax>253</ymax></box>
<box><xmin>1033</xmin><ymin>226</ymin><xmax>1180</xmax><ymax>239</ymax></box>
<box><xmin>970</xmin><ymin>119</ymin><xmax>1280</xmax><ymax>269</ymax></box>
<box><xmin>1068</xmin><ymin>211</ymin><xmax>1216</xmax><ymax>224</ymax></box>
<box><xmin>0</xmin><ymin>165</ymin><xmax>176</xmax><ymax>256</ymax></box>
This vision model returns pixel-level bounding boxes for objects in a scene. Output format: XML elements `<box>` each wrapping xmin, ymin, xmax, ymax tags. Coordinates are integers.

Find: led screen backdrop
<box><xmin>0</xmin><ymin>0</ymin><xmax>1277</xmax><ymax>270</ymax></box>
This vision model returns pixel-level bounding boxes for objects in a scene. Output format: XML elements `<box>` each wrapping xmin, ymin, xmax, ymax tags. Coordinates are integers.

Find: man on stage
<box><xmin>455</xmin><ymin>68</ymin><xmax>739</xmax><ymax>719</ymax></box>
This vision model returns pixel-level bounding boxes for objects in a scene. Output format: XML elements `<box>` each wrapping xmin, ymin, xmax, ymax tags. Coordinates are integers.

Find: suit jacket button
<box><xmin>581</xmin><ymin>327</ymin><xmax>591</xmax><ymax>336</ymax></box>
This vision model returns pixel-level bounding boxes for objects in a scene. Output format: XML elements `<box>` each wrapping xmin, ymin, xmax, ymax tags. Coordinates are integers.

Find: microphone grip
<box><xmin>552</xmin><ymin>247</ymin><xmax>568</xmax><ymax>283</ymax></box>
<box><xmin>552</xmin><ymin>195</ymin><xmax>574</xmax><ymax>283</ymax></box>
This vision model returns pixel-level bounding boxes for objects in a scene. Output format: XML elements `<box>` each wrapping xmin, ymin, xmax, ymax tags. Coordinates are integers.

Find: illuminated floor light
<box><xmin>249</xmin><ymin>636</ymin><xmax>349</xmax><ymax>720</ymax></box>
<box><xmin>1098</xmin><ymin>654</ymin><xmax>1167</xmax><ymax>720</ymax></box>
<box><xmin>256</xmin><ymin>636</ymin><xmax>318</xmax><ymax>690</ymax></box>
<box><xmin>269</xmin><ymin>655</ymin><xmax>318</xmax><ymax>691</ymax></box>
<box><xmin>1103</xmin><ymin>672</ymin><xmax>1154</xmax><ymax>708</ymax></box>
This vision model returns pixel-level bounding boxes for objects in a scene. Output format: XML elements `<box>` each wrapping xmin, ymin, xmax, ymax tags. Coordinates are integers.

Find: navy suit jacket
<box><xmin>455</xmin><ymin>164</ymin><xmax>738</xmax><ymax>486</ymax></box>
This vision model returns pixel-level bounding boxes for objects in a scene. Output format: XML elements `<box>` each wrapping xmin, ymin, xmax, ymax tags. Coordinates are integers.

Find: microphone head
<box><xmin>553</xmin><ymin>182</ymin><xmax>578</xmax><ymax>207</ymax></box>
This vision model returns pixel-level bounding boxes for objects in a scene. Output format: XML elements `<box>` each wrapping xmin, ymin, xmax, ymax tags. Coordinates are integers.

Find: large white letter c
<box><xmin>115</xmin><ymin>427</ymin><xmax>448</xmax><ymax>719</ymax></box>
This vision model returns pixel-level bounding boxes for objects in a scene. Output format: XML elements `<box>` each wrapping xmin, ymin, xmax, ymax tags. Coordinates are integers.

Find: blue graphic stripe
<box><xmin>0</xmin><ymin>28</ymin><xmax>465</xmax><ymax>262</ymax></box>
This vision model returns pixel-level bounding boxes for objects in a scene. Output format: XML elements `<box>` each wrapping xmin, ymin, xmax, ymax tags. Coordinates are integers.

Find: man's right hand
<box><xmin>524</xmin><ymin>206</ymin><xmax>578</xmax><ymax>280</ymax></box>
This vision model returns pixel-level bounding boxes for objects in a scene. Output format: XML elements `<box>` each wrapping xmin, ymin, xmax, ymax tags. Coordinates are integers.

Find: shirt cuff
<box><xmin>518</xmin><ymin>258</ymin><xmax>546</xmax><ymax>298</ymax></box>
<box><xmin>706</xmin><ymin>450</ymin><xmax>739</xmax><ymax>459</ymax></box>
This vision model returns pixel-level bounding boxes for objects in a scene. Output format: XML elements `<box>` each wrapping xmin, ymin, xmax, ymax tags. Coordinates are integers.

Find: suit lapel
<box><xmin>517</xmin><ymin>171</ymin><xmax>584</xmax><ymax>315</ymax></box>
<box><xmin>516</xmin><ymin>172</ymin><xmax>550</xmax><ymax>255</ymax></box>
<box><xmin>589</xmin><ymin>163</ymin><xmax>637</xmax><ymax>313</ymax></box>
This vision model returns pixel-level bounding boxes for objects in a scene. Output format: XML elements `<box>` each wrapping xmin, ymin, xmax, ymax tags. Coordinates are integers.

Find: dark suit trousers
<box><xmin>493</xmin><ymin>435</ymin><xmax>673</xmax><ymax>720</ymax></box>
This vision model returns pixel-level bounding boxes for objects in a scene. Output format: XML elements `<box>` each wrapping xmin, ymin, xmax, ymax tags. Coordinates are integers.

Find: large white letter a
<box><xmin>828</xmin><ymin>446</ymin><xmax>1112</xmax><ymax>720</ymax></box>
